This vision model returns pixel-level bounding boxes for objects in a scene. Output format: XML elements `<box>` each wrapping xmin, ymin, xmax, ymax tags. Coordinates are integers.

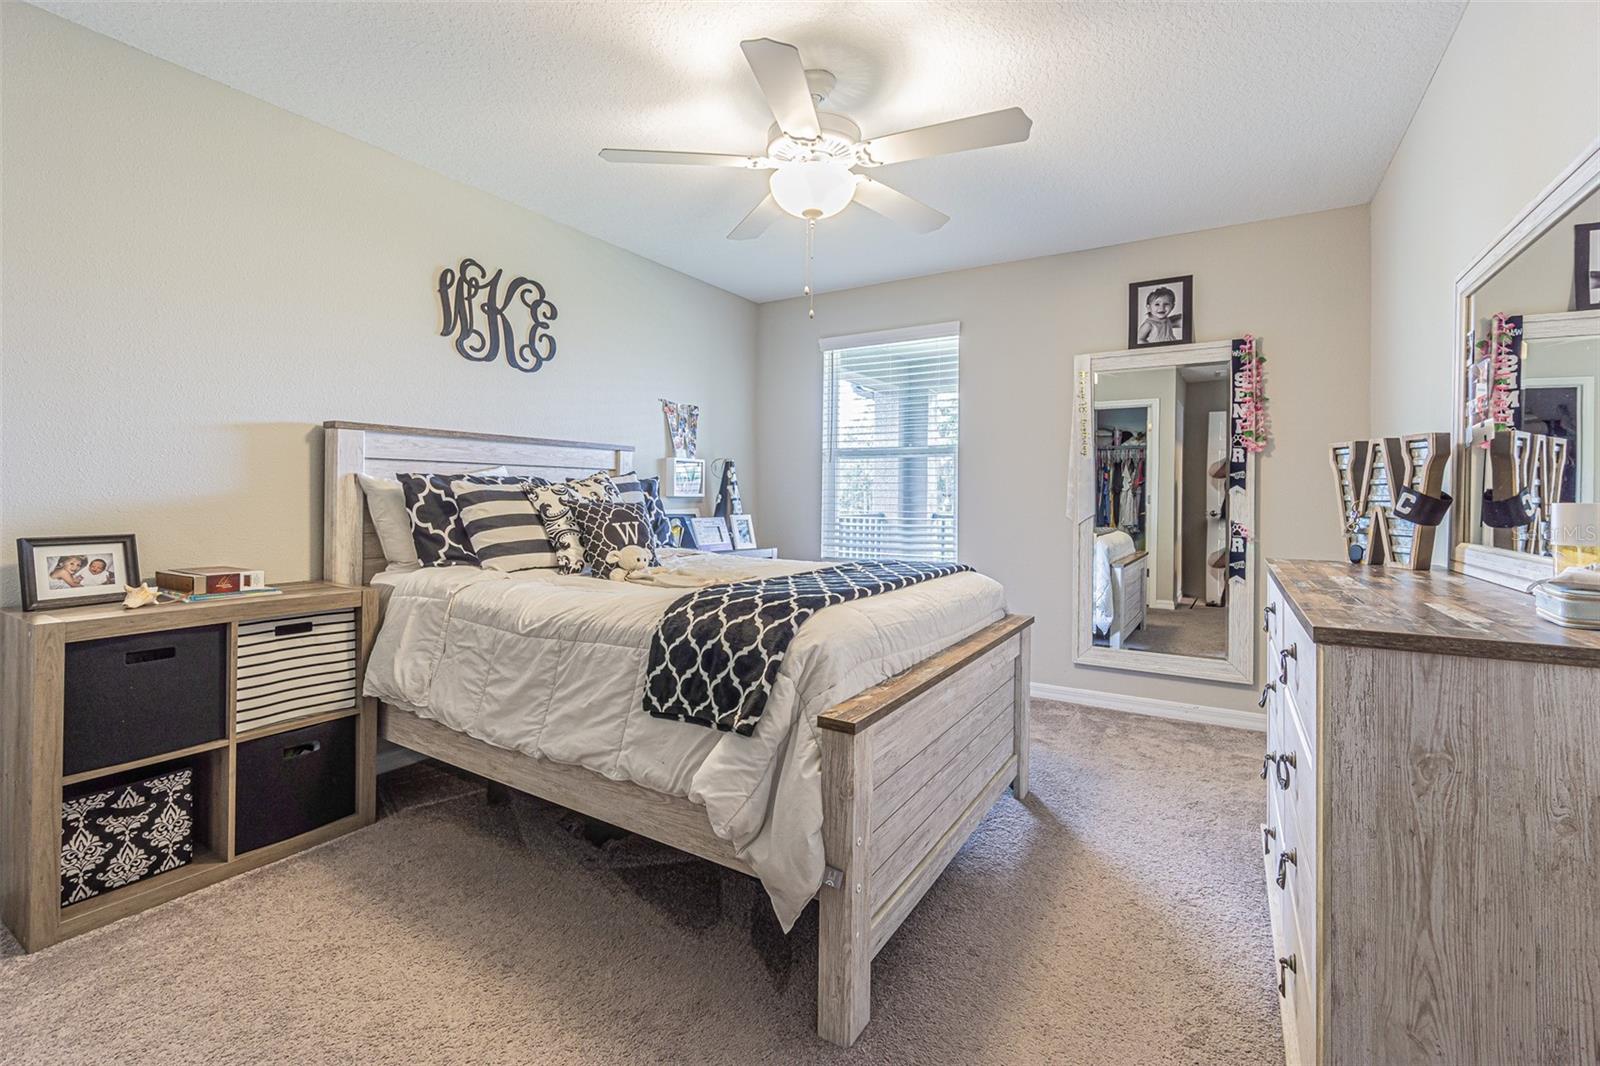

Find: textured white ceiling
<box><xmin>36</xmin><ymin>1</ymin><xmax>1463</xmax><ymax>303</ymax></box>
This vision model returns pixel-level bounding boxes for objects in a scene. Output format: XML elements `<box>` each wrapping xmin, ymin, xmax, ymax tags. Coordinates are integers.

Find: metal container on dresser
<box><xmin>1260</xmin><ymin>560</ymin><xmax>1600</xmax><ymax>1065</ymax></box>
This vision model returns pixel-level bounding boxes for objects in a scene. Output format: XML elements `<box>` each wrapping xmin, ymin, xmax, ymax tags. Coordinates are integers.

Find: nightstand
<box><xmin>0</xmin><ymin>581</ymin><xmax>378</xmax><ymax>951</ymax></box>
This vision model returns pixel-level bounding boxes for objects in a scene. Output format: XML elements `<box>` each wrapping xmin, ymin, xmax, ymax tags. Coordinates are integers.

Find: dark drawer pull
<box><xmin>1257</xmin><ymin>681</ymin><xmax>1276</xmax><ymax>708</ymax></box>
<box><xmin>274</xmin><ymin>621</ymin><xmax>315</xmax><ymax>638</ymax></box>
<box><xmin>1262</xmin><ymin>603</ymin><xmax>1276</xmax><ymax>631</ymax></box>
<box><xmin>125</xmin><ymin>647</ymin><xmax>177</xmax><ymax>665</ymax></box>
<box><xmin>1278</xmin><ymin>954</ymin><xmax>1297</xmax><ymax>997</ymax></box>
<box><xmin>1260</xmin><ymin>752</ymin><xmax>1278</xmax><ymax>780</ymax></box>
<box><xmin>1275</xmin><ymin>751</ymin><xmax>1296</xmax><ymax>791</ymax></box>
<box><xmin>1275</xmin><ymin>848</ymin><xmax>1298</xmax><ymax>889</ymax></box>
<box><xmin>1261</xmin><ymin>824</ymin><xmax>1276</xmax><ymax>856</ymax></box>
<box><xmin>282</xmin><ymin>740</ymin><xmax>322</xmax><ymax>761</ymax></box>
<box><xmin>1278</xmin><ymin>643</ymin><xmax>1297</xmax><ymax>685</ymax></box>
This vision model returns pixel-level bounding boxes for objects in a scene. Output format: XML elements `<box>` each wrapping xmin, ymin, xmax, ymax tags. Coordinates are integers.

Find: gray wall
<box><xmin>0</xmin><ymin>5</ymin><xmax>759</xmax><ymax>605</ymax></box>
<box><xmin>754</xmin><ymin>205</ymin><xmax>1371</xmax><ymax>717</ymax></box>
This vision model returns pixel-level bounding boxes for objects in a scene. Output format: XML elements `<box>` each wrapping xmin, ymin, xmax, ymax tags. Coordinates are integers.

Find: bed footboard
<box><xmin>814</xmin><ymin>614</ymin><xmax>1033</xmax><ymax>1045</ymax></box>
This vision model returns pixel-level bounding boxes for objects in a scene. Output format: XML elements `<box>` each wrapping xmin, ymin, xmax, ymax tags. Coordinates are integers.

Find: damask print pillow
<box><xmin>528</xmin><ymin>482</ymin><xmax>591</xmax><ymax>574</ymax></box>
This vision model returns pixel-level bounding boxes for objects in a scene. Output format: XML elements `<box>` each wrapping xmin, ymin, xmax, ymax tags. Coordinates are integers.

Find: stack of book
<box><xmin>154</xmin><ymin>566</ymin><xmax>280</xmax><ymax>603</ymax></box>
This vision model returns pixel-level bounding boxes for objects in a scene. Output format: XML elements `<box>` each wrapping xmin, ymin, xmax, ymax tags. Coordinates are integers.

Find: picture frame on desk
<box><xmin>16</xmin><ymin>533</ymin><xmax>140</xmax><ymax>611</ymax></box>
<box><xmin>728</xmin><ymin>513</ymin><xmax>757</xmax><ymax>550</ymax></box>
<box><xmin>665</xmin><ymin>512</ymin><xmax>699</xmax><ymax>549</ymax></box>
<box><xmin>690</xmin><ymin>516</ymin><xmax>733</xmax><ymax>552</ymax></box>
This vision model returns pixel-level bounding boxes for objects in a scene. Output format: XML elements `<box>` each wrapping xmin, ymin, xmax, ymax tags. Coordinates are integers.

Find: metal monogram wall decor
<box><xmin>436</xmin><ymin>257</ymin><xmax>557</xmax><ymax>373</ymax></box>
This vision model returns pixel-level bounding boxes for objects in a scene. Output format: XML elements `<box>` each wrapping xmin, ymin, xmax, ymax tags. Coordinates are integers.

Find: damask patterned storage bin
<box><xmin>60</xmin><ymin>766</ymin><xmax>194</xmax><ymax>907</ymax></box>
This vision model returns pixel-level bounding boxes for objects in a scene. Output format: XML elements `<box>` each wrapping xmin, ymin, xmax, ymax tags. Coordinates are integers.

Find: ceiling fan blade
<box><xmin>599</xmin><ymin>148</ymin><xmax>766</xmax><ymax>167</ymax></box>
<box><xmin>852</xmin><ymin>177</ymin><xmax>949</xmax><ymax>234</ymax></box>
<box><xmin>728</xmin><ymin>194</ymin><xmax>785</xmax><ymax>240</ymax></box>
<box><xmin>739</xmin><ymin>38</ymin><xmax>820</xmax><ymax>140</ymax></box>
<box><xmin>858</xmin><ymin>107</ymin><xmax>1033</xmax><ymax>166</ymax></box>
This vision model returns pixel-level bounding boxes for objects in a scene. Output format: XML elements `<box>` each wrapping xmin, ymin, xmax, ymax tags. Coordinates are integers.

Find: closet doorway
<box><xmin>1094</xmin><ymin>399</ymin><xmax>1156</xmax><ymax>607</ymax></box>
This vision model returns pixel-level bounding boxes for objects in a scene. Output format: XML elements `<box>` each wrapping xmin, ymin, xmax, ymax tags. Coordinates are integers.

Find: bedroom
<box><xmin>1</xmin><ymin>2</ymin><xmax>1597</xmax><ymax>1063</ymax></box>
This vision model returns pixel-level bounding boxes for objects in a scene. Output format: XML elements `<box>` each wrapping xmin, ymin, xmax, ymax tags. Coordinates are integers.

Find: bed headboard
<box><xmin>322</xmin><ymin>420</ymin><xmax>635</xmax><ymax>586</ymax></box>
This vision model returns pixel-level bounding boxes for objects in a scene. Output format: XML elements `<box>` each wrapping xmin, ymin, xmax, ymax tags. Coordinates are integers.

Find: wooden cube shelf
<box><xmin>1</xmin><ymin>582</ymin><xmax>379</xmax><ymax>951</ymax></box>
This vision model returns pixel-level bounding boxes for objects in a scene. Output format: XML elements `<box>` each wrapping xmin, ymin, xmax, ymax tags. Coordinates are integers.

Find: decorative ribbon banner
<box><xmin>1228</xmin><ymin>336</ymin><xmax>1268</xmax><ymax>582</ymax></box>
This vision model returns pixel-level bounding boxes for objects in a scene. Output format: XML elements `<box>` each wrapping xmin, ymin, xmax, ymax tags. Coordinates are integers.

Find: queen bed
<box><xmin>323</xmin><ymin>421</ymin><xmax>1032</xmax><ymax>1046</ymax></box>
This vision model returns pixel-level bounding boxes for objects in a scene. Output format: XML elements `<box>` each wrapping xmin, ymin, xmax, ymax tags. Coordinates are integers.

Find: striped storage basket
<box><xmin>235</xmin><ymin>611</ymin><xmax>358</xmax><ymax>733</ymax></box>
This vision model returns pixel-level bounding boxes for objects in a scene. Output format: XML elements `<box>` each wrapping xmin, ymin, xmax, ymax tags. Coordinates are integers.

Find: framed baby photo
<box><xmin>1574</xmin><ymin>222</ymin><xmax>1600</xmax><ymax>311</ymax></box>
<box><xmin>17</xmin><ymin>534</ymin><xmax>140</xmax><ymax>611</ymax></box>
<box><xmin>728</xmin><ymin>513</ymin><xmax>758</xmax><ymax>550</ymax></box>
<box><xmin>1128</xmin><ymin>275</ymin><xmax>1193</xmax><ymax>349</ymax></box>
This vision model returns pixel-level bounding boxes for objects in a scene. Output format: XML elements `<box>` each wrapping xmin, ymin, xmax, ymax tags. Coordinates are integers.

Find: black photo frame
<box><xmin>1574</xmin><ymin>222</ymin><xmax>1600</xmax><ymax>311</ymax></box>
<box><xmin>17</xmin><ymin>534</ymin><xmax>140</xmax><ymax>611</ymax></box>
<box><xmin>664</xmin><ymin>512</ymin><xmax>699</xmax><ymax>550</ymax></box>
<box><xmin>1128</xmin><ymin>275</ymin><xmax>1194</xmax><ymax>349</ymax></box>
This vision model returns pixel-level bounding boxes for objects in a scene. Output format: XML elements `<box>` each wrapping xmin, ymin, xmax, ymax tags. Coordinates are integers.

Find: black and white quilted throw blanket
<box><xmin>643</xmin><ymin>560</ymin><xmax>971</xmax><ymax>736</ymax></box>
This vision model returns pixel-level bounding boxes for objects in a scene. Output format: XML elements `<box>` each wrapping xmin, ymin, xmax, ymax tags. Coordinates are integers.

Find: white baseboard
<box><xmin>1152</xmin><ymin>599</ymin><xmax>1177</xmax><ymax>611</ymax></box>
<box><xmin>1030</xmin><ymin>681</ymin><xmax>1265</xmax><ymax>732</ymax></box>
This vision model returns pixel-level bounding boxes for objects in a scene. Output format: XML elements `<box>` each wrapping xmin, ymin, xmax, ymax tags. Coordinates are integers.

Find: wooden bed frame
<box><xmin>322</xmin><ymin>421</ymin><xmax>1033</xmax><ymax>1046</ymax></box>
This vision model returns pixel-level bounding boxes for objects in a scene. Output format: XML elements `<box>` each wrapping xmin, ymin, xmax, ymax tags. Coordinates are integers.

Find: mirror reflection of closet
<box><xmin>1463</xmin><ymin>184</ymin><xmax>1600</xmax><ymax>560</ymax></box>
<box><xmin>1089</xmin><ymin>361</ymin><xmax>1231</xmax><ymax>661</ymax></box>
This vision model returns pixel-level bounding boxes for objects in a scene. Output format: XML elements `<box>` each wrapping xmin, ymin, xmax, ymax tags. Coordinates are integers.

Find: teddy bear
<box><xmin>604</xmin><ymin>544</ymin><xmax>655</xmax><ymax>581</ymax></box>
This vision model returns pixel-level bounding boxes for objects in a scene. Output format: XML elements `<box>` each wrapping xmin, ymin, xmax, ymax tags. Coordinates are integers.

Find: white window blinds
<box><xmin>821</xmin><ymin>327</ymin><xmax>960</xmax><ymax>563</ymax></box>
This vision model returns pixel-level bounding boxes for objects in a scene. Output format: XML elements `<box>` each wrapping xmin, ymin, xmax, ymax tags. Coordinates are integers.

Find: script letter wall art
<box><xmin>437</xmin><ymin>258</ymin><xmax>558</xmax><ymax>374</ymax></box>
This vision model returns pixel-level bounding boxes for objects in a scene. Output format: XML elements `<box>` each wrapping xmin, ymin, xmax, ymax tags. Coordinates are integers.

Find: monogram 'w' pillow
<box><xmin>397</xmin><ymin>468</ymin><xmax>523</xmax><ymax>567</ymax></box>
<box><xmin>451</xmin><ymin>478</ymin><xmax>556</xmax><ymax>572</ymax></box>
<box><xmin>568</xmin><ymin>501</ymin><xmax>660</xmax><ymax>580</ymax></box>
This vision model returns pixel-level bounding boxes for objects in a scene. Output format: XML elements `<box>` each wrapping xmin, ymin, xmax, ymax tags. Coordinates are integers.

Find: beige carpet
<box><xmin>0</xmin><ymin>702</ymin><xmax>1281</xmax><ymax>1065</ymax></box>
<box><xmin>1120</xmin><ymin>606</ymin><xmax>1229</xmax><ymax>659</ymax></box>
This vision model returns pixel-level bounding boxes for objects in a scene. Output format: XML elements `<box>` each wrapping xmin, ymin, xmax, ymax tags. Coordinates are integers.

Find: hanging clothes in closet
<box><xmin>1095</xmin><ymin>435</ymin><xmax>1147</xmax><ymax>537</ymax></box>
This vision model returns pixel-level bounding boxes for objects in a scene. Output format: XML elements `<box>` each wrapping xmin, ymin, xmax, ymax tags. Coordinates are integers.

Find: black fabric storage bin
<box><xmin>61</xmin><ymin>764</ymin><xmax>195</xmax><ymax>907</ymax></box>
<box><xmin>63</xmin><ymin>625</ymin><xmax>227</xmax><ymax>777</ymax></box>
<box><xmin>234</xmin><ymin>717</ymin><xmax>356</xmax><ymax>854</ymax></box>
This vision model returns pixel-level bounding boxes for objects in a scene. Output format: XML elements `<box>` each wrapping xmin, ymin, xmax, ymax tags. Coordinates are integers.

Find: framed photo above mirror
<box><xmin>1128</xmin><ymin>275</ymin><xmax>1194</xmax><ymax>349</ymax></box>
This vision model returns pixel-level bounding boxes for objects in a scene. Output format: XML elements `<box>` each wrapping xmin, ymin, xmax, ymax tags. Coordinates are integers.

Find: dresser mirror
<box><xmin>1070</xmin><ymin>341</ymin><xmax>1256</xmax><ymax>684</ymax></box>
<box><xmin>1453</xmin><ymin>141</ymin><xmax>1600</xmax><ymax>589</ymax></box>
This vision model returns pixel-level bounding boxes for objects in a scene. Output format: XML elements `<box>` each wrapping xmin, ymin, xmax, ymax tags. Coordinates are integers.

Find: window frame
<box><xmin>819</xmin><ymin>322</ymin><xmax>961</xmax><ymax>563</ymax></box>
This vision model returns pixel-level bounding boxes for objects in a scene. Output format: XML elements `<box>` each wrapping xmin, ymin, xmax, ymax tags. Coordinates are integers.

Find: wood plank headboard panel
<box><xmin>322</xmin><ymin>421</ymin><xmax>635</xmax><ymax>586</ymax></box>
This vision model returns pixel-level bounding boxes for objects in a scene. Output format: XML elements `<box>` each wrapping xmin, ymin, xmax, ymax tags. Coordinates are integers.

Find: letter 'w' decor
<box><xmin>437</xmin><ymin>258</ymin><xmax>558</xmax><ymax>373</ymax></box>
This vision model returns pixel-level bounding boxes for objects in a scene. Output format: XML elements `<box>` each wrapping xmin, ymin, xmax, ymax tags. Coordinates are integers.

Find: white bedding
<box><xmin>1093</xmin><ymin>530</ymin><xmax>1135</xmax><ymax>634</ymax></box>
<box><xmin>364</xmin><ymin>548</ymin><xmax>1006</xmax><ymax>929</ymax></box>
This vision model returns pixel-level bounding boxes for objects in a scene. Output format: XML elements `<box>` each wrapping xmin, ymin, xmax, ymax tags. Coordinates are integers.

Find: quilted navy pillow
<box><xmin>568</xmin><ymin>501</ymin><xmax>660</xmax><ymax>580</ymax></box>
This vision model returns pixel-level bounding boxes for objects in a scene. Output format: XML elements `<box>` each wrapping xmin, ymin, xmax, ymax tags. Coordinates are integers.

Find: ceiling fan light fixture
<box><xmin>769</xmin><ymin>158</ymin><xmax>857</xmax><ymax>221</ymax></box>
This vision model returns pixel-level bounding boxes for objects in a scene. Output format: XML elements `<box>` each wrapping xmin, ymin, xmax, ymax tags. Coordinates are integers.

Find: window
<box><xmin>821</xmin><ymin>324</ymin><xmax>960</xmax><ymax>563</ymax></box>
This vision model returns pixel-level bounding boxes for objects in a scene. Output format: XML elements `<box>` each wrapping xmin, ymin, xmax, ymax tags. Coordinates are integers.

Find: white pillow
<box><xmin>358</xmin><ymin>466</ymin><xmax>511</xmax><ymax>572</ymax></box>
<box><xmin>357</xmin><ymin>474</ymin><xmax>418</xmax><ymax>571</ymax></box>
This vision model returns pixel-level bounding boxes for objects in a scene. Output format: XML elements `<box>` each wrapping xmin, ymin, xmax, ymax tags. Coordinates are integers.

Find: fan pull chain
<box><xmin>804</xmin><ymin>219</ymin><xmax>815</xmax><ymax>319</ymax></box>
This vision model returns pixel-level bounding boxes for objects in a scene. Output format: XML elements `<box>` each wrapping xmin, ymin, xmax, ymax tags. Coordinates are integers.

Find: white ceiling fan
<box><xmin>600</xmin><ymin>38</ymin><xmax>1033</xmax><ymax>242</ymax></box>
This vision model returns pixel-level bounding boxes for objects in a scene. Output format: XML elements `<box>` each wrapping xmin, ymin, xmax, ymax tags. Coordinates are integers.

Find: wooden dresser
<box><xmin>1262</xmin><ymin>561</ymin><xmax>1599</xmax><ymax>1065</ymax></box>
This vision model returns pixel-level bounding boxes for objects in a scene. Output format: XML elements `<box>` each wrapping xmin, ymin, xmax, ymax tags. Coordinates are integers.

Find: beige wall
<box><xmin>1369</xmin><ymin>0</ymin><xmax>1600</xmax><ymax>439</ymax></box>
<box><xmin>754</xmin><ymin>206</ymin><xmax>1370</xmax><ymax>715</ymax></box>
<box><xmin>0</xmin><ymin>5</ymin><xmax>757</xmax><ymax>606</ymax></box>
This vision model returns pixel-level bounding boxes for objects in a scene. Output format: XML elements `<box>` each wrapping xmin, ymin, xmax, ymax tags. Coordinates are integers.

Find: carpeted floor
<box><xmin>0</xmin><ymin>702</ymin><xmax>1281</xmax><ymax>1065</ymax></box>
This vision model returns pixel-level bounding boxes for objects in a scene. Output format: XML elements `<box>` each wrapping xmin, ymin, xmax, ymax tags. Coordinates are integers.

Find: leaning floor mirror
<box><xmin>1070</xmin><ymin>340</ymin><xmax>1257</xmax><ymax>684</ymax></box>
<box><xmin>1452</xmin><ymin>138</ymin><xmax>1600</xmax><ymax>589</ymax></box>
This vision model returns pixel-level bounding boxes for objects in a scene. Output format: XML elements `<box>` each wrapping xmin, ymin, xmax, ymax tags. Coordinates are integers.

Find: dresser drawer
<box><xmin>235</xmin><ymin>610</ymin><xmax>359</xmax><ymax>734</ymax></box>
<box><xmin>1264</xmin><ymin>842</ymin><xmax>1312</xmax><ymax>1066</ymax></box>
<box><xmin>1270</xmin><ymin>601</ymin><xmax>1317</xmax><ymax>759</ymax></box>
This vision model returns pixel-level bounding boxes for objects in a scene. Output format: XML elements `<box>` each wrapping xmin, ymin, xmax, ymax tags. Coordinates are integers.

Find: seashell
<box><xmin>122</xmin><ymin>583</ymin><xmax>162</xmax><ymax>609</ymax></box>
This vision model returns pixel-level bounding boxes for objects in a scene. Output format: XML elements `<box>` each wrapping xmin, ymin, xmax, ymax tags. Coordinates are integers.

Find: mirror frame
<box><xmin>1070</xmin><ymin>340</ymin><xmax>1257</xmax><ymax>685</ymax></box>
<box><xmin>1451</xmin><ymin>138</ymin><xmax>1600</xmax><ymax>591</ymax></box>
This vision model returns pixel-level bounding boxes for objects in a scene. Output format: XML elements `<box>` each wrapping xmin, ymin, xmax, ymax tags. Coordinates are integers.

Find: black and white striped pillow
<box><xmin>609</xmin><ymin>470</ymin><xmax>647</xmax><ymax>508</ymax></box>
<box><xmin>451</xmin><ymin>478</ymin><xmax>556</xmax><ymax>572</ymax></box>
<box><xmin>397</xmin><ymin>469</ymin><xmax>523</xmax><ymax>567</ymax></box>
